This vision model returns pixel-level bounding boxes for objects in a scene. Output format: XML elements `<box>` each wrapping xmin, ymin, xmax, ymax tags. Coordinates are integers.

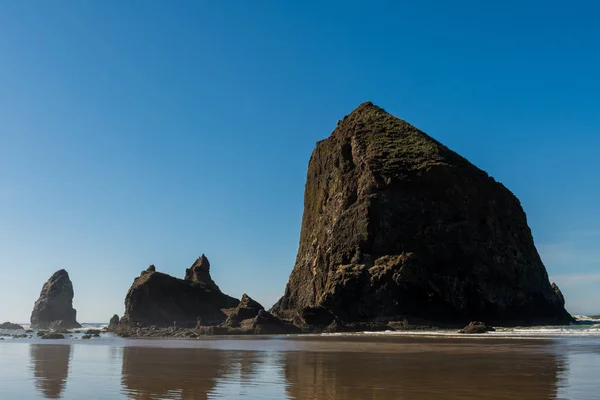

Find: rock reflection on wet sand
<box><xmin>284</xmin><ymin>346</ymin><xmax>566</xmax><ymax>399</ymax></box>
<box><xmin>119</xmin><ymin>337</ymin><xmax>570</xmax><ymax>400</ymax></box>
<box><xmin>122</xmin><ymin>346</ymin><xmax>288</xmax><ymax>399</ymax></box>
<box><xmin>29</xmin><ymin>345</ymin><xmax>71</xmax><ymax>399</ymax></box>
<box><xmin>1</xmin><ymin>336</ymin><xmax>598</xmax><ymax>399</ymax></box>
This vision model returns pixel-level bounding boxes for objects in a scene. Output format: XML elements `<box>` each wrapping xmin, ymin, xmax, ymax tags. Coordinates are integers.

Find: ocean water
<box><xmin>0</xmin><ymin>317</ymin><xmax>599</xmax><ymax>399</ymax></box>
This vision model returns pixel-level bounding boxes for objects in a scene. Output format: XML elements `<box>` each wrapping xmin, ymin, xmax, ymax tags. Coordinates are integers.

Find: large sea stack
<box><xmin>31</xmin><ymin>270</ymin><xmax>81</xmax><ymax>329</ymax></box>
<box><xmin>121</xmin><ymin>255</ymin><xmax>240</xmax><ymax>328</ymax></box>
<box><xmin>272</xmin><ymin>102</ymin><xmax>571</xmax><ymax>327</ymax></box>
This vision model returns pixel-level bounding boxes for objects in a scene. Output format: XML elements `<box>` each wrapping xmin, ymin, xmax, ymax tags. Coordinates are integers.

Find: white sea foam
<box><xmin>315</xmin><ymin>315</ymin><xmax>600</xmax><ymax>339</ymax></box>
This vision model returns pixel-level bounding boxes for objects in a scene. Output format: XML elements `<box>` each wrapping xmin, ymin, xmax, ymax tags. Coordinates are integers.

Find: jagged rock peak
<box><xmin>239</xmin><ymin>294</ymin><xmax>263</xmax><ymax>310</ymax></box>
<box><xmin>31</xmin><ymin>269</ymin><xmax>81</xmax><ymax>329</ymax></box>
<box><xmin>184</xmin><ymin>254</ymin><xmax>220</xmax><ymax>292</ymax></box>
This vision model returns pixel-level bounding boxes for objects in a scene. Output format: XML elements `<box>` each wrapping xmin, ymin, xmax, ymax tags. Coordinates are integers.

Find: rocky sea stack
<box><xmin>121</xmin><ymin>256</ymin><xmax>240</xmax><ymax>328</ymax></box>
<box><xmin>118</xmin><ymin>256</ymin><xmax>298</xmax><ymax>335</ymax></box>
<box><xmin>31</xmin><ymin>270</ymin><xmax>81</xmax><ymax>329</ymax></box>
<box><xmin>272</xmin><ymin>102</ymin><xmax>572</xmax><ymax>328</ymax></box>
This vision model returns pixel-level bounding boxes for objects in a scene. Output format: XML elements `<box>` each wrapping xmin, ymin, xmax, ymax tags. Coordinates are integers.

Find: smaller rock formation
<box><xmin>248</xmin><ymin>310</ymin><xmax>297</xmax><ymax>334</ymax></box>
<box><xmin>224</xmin><ymin>294</ymin><xmax>264</xmax><ymax>327</ymax></box>
<box><xmin>0</xmin><ymin>322</ymin><xmax>24</xmax><ymax>330</ymax></box>
<box><xmin>40</xmin><ymin>333</ymin><xmax>65</xmax><ymax>339</ymax></box>
<box><xmin>122</xmin><ymin>256</ymin><xmax>239</xmax><ymax>328</ymax></box>
<box><xmin>458</xmin><ymin>321</ymin><xmax>495</xmax><ymax>334</ymax></box>
<box><xmin>31</xmin><ymin>270</ymin><xmax>81</xmax><ymax>329</ymax></box>
<box><xmin>108</xmin><ymin>314</ymin><xmax>120</xmax><ymax>331</ymax></box>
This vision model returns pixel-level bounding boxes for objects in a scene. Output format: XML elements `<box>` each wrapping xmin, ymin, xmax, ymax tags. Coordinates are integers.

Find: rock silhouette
<box><xmin>30</xmin><ymin>270</ymin><xmax>81</xmax><ymax>329</ymax></box>
<box><xmin>0</xmin><ymin>322</ymin><xmax>24</xmax><ymax>330</ymax></box>
<box><xmin>273</xmin><ymin>102</ymin><xmax>571</xmax><ymax>327</ymax></box>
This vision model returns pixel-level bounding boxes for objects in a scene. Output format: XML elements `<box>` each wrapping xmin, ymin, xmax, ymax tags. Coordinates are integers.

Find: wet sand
<box><xmin>1</xmin><ymin>335</ymin><xmax>599</xmax><ymax>399</ymax></box>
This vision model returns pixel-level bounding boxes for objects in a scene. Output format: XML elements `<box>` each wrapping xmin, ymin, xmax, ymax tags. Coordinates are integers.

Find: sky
<box><xmin>0</xmin><ymin>1</ymin><xmax>599</xmax><ymax>323</ymax></box>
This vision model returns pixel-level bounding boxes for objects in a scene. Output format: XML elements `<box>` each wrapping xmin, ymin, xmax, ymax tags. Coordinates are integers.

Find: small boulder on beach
<box><xmin>458</xmin><ymin>321</ymin><xmax>496</xmax><ymax>334</ymax></box>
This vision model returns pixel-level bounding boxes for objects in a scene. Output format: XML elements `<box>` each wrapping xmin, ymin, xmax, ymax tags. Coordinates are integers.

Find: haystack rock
<box><xmin>31</xmin><ymin>270</ymin><xmax>81</xmax><ymax>329</ymax></box>
<box><xmin>272</xmin><ymin>102</ymin><xmax>572</xmax><ymax>327</ymax></box>
<box><xmin>122</xmin><ymin>256</ymin><xmax>239</xmax><ymax>328</ymax></box>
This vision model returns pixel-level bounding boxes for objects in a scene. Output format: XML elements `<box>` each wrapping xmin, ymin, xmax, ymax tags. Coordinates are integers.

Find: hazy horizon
<box><xmin>1</xmin><ymin>1</ymin><xmax>599</xmax><ymax>323</ymax></box>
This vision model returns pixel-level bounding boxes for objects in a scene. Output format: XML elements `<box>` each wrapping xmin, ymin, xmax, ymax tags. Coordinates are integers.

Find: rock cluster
<box><xmin>114</xmin><ymin>256</ymin><xmax>298</xmax><ymax>335</ymax></box>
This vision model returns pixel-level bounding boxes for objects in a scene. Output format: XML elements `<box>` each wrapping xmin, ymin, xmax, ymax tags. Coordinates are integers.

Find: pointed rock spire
<box><xmin>31</xmin><ymin>269</ymin><xmax>81</xmax><ymax>329</ymax></box>
<box><xmin>184</xmin><ymin>254</ymin><xmax>220</xmax><ymax>292</ymax></box>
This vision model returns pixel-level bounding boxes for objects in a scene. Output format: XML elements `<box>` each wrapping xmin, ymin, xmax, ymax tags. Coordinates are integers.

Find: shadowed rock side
<box><xmin>121</xmin><ymin>258</ymin><xmax>239</xmax><ymax>328</ymax></box>
<box><xmin>30</xmin><ymin>344</ymin><xmax>71</xmax><ymax>399</ymax></box>
<box><xmin>272</xmin><ymin>102</ymin><xmax>572</xmax><ymax>327</ymax></box>
<box><xmin>30</xmin><ymin>270</ymin><xmax>81</xmax><ymax>329</ymax></box>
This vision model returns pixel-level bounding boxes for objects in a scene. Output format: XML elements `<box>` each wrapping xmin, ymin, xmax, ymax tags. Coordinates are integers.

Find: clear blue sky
<box><xmin>1</xmin><ymin>1</ymin><xmax>599</xmax><ymax>323</ymax></box>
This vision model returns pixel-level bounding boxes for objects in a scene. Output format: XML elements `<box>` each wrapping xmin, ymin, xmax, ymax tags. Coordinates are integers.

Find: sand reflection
<box><xmin>284</xmin><ymin>346</ymin><xmax>568</xmax><ymax>400</ymax></box>
<box><xmin>121</xmin><ymin>346</ymin><xmax>235</xmax><ymax>399</ymax></box>
<box><xmin>116</xmin><ymin>338</ymin><xmax>573</xmax><ymax>400</ymax></box>
<box><xmin>29</xmin><ymin>344</ymin><xmax>72</xmax><ymax>399</ymax></box>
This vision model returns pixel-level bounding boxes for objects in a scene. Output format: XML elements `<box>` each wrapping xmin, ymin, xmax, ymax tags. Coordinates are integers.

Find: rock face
<box><xmin>122</xmin><ymin>256</ymin><xmax>239</xmax><ymax>328</ymax></box>
<box><xmin>31</xmin><ymin>270</ymin><xmax>81</xmax><ymax>329</ymax></box>
<box><xmin>272</xmin><ymin>102</ymin><xmax>572</xmax><ymax>327</ymax></box>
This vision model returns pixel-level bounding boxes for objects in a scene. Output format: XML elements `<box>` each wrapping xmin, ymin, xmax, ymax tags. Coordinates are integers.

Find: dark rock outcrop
<box><xmin>122</xmin><ymin>256</ymin><xmax>239</xmax><ymax>328</ymax></box>
<box><xmin>40</xmin><ymin>333</ymin><xmax>65</xmax><ymax>339</ymax></box>
<box><xmin>216</xmin><ymin>294</ymin><xmax>298</xmax><ymax>334</ymax></box>
<box><xmin>247</xmin><ymin>310</ymin><xmax>298</xmax><ymax>335</ymax></box>
<box><xmin>0</xmin><ymin>322</ymin><xmax>24</xmax><ymax>330</ymax></box>
<box><xmin>108</xmin><ymin>314</ymin><xmax>120</xmax><ymax>331</ymax></box>
<box><xmin>31</xmin><ymin>270</ymin><xmax>81</xmax><ymax>329</ymax></box>
<box><xmin>458</xmin><ymin>321</ymin><xmax>496</xmax><ymax>334</ymax></box>
<box><xmin>272</xmin><ymin>102</ymin><xmax>572</xmax><ymax>328</ymax></box>
<box><xmin>223</xmin><ymin>294</ymin><xmax>265</xmax><ymax>327</ymax></box>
